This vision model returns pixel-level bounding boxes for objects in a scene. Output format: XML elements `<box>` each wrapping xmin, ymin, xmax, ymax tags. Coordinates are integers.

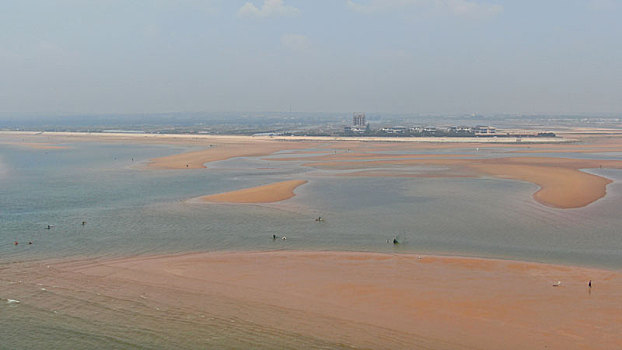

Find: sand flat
<box><xmin>199</xmin><ymin>180</ymin><xmax>308</xmax><ymax>203</ymax></box>
<box><xmin>336</xmin><ymin>169</ymin><xmax>475</xmax><ymax>178</ymax></box>
<box><xmin>22</xmin><ymin>251</ymin><xmax>622</xmax><ymax>350</ymax></box>
<box><xmin>470</xmin><ymin>163</ymin><xmax>611</xmax><ymax>209</ymax></box>
<box><xmin>3</xmin><ymin>131</ymin><xmax>620</xmax><ymax>208</ymax></box>
<box><xmin>268</xmin><ymin>152</ymin><xmax>474</xmax><ymax>162</ymax></box>
<box><xmin>147</xmin><ymin>142</ymin><xmax>320</xmax><ymax>169</ymax></box>
<box><xmin>0</xmin><ymin>141</ymin><xmax>69</xmax><ymax>150</ymax></box>
<box><xmin>306</xmin><ymin>157</ymin><xmax>622</xmax><ymax>209</ymax></box>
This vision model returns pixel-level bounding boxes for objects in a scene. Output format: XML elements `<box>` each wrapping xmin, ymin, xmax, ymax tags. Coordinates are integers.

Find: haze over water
<box><xmin>2</xmin><ymin>1</ymin><xmax>622</xmax><ymax>348</ymax></box>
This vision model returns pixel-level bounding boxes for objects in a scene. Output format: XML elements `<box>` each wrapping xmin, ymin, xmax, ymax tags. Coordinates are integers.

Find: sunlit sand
<box><xmin>199</xmin><ymin>180</ymin><xmax>308</xmax><ymax>203</ymax></box>
<box><xmin>303</xmin><ymin>156</ymin><xmax>622</xmax><ymax>209</ymax></box>
<box><xmin>2</xmin><ymin>130</ymin><xmax>622</xmax><ymax>348</ymax></box>
<box><xmin>2</xmin><ymin>131</ymin><xmax>620</xmax><ymax>208</ymax></box>
<box><xmin>12</xmin><ymin>251</ymin><xmax>621</xmax><ymax>350</ymax></box>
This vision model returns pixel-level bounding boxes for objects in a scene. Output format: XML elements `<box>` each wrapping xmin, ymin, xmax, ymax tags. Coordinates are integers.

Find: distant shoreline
<box><xmin>0</xmin><ymin>130</ymin><xmax>573</xmax><ymax>144</ymax></box>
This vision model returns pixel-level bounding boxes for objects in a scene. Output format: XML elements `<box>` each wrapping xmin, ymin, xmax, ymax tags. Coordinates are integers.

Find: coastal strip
<box><xmin>0</xmin><ymin>130</ymin><xmax>572</xmax><ymax>144</ymax></box>
<box><xmin>199</xmin><ymin>180</ymin><xmax>308</xmax><ymax>203</ymax></box>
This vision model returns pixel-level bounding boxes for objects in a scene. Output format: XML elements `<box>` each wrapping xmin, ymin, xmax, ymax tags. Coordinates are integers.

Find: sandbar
<box><xmin>147</xmin><ymin>141</ymin><xmax>321</xmax><ymax>169</ymax></box>
<box><xmin>469</xmin><ymin>160</ymin><xmax>614</xmax><ymax>209</ymax></box>
<box><xmin>3</xmin><ymin>131</ymin><xmax>620</xmax><ymax>208</ymax></box>
<box><xmin>306</xmin><ymin>157</ymin><xmax>622</xmax><ymax>209</ymax></box>
<box><xmin>11</xmin><ymin>251</ymin><xmax>621</xmax><ymax>349</ymax></box>
<box><xmin>0</xmin><ymin>141</ymin><xmax>69</xmax><ymax>150</ymax></box>
<box><xmin>199</xmin><ymin>180</ymin><xmax>308</xmax><ymax>203</ymax></box>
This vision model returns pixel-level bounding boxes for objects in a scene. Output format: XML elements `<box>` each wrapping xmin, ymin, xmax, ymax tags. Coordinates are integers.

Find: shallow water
<box><xmin>1</xmin><ymin>141</ymin><xmax>622</xmax><ymax>267</ymax></box>
<box><xmin>1</xmin><ymin>140</ymin><xmax>622</xmax><ymax>349</ymax></box>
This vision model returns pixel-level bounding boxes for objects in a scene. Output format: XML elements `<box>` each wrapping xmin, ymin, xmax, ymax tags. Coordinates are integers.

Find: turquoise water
<box><xmin>1</xmin><ymin>141</ymin><xmax>622</xmax><ymax>268</ymax></box>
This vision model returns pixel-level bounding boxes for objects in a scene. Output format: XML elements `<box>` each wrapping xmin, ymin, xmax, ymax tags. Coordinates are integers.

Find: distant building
<box><xmin>381</xmin><ymin>126</ymin><xmax>407</xmax><ymax>134</ymax></box>
<box><xmin>446</xmin><ymin>126</ymin><xmax>473</xmax><ymax>134</ymax></box>
<box><xmin>353</xmin><ymin>113</ymin><xmax>366</xmax><ymax>127</ymax></box>
<box><xmin>473</xmin><ymin>126</ymin><xmax>496</xmax><ymax>134</ymax></box>
<box><xmin>344</xmin><ymin>126</ymin><xmax>367</xmax><ymax>135</ymax></box>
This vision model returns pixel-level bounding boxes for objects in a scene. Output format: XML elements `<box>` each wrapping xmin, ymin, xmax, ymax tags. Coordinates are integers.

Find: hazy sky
<box><xmin>1</xmin><ymin>0</ymin><xmax>621</xmax><ymax>116</ymax></box>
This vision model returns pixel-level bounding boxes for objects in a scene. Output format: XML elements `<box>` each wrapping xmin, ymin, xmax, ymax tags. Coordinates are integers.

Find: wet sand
<box><xmin>268</xmin><ymin>152</ymin><xmax>475</xmax><ymax>162</ymax></box>
<box><xmin>469</xmin><ymin>161</ymin><xmax>614</xmax><ymax>209</ymax></box>
<box><xmin>158</xmin><ymin>144</ymin><xmax>621</xmax><ymax>208</ymax></box>
<box><xmin>13</xmin><ymin>251</ymin><xmax>621</xmax><ymax>350</ymax></box>
<box><xmin>136</xmin><ymin>133</ymin><xmax>622</xmax><ymax>209</ymax></box>
<box><xmin>199</xmin><ymin>180</ymin><xmax>308</xmax><ymax>203</ymax></box>
<box><xmin>147</xmin><ymin>142</ymin><xmax>319</xmax><ymax>169</ymax></box>
<box><xmin>306</xmin><ymin>157</ymin><xmax>622</xmax><ymax>209</ymax></box>
<box><xmin>3</xmin><ymin>131</ymin><xmax>621</xmax><ymax>208</ymax></box>
<box><xmin>3</xmin><ymin>130</ymin><xmax>622</xmax><ymax>348</ymax></box>
<box><xmin>0</xmin><ymin>141</ymin><xmax>69</xmax><ymax>150</ymax></box>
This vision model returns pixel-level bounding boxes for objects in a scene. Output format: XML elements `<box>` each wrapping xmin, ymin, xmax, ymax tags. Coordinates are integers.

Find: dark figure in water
<box><xmin>45</xmin><ymin>225</ymin><xmax>52</xmax><ymax>229</ymax></box>
<box><xmin>589</xmin><ymin>280</ymin><xmax>592</xmax><ymax>288</ymax></box>
<box><xmin>273</xmin><ymin>234</ymin><xmax>277</xmax><ymax>240</ymax></box>
<box><xmin>82</xmin><ymin>221</ymin><xmax>87</xmax><ymax>226</ymax></box>
<box><xmin>393</xmin><ymin>238</ymin><xmax>399</xmax><ymax>245</ymax></box>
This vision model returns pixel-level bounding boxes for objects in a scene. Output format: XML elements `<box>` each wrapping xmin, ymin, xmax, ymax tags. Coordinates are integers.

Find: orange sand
<box><xmin>147</xmin><ymin>142</ymin><xmax>320</xmax><ymax>169</ymax></box>
<box><xmin>0</xmin><ymin>141</ymin><xmax>69</xmax><ymax>150</ymax></box>
<box><xmin>337</xmin><ymin>169</ymin><xmax>475</xmax><ymax>178</ymax></box>
<box><xmin>3</xmin><ymin>131</ymin><xmax>621</xmax><ymax>208</ymax></box>
<box><xmin>469</xmin><ymin>159</ymin><xmax>616</xmax><ymax>209</ymax></box>
<box><xmin>268</xmin><ymin>152</ymin><xmax>474</xmax><ymax>162</ymax></box>
<box><xmin>16</xmin><ymin>251</ymin><xmax>622</xmax><ymax>350</ymax></box>
<box><xmin>199</xmin><ymin>180</ymin><xmax>307</xmax><ymax>203</ymax></box>
<box><xmin>306</xmin><ymin>157</ymin><xmax>622</xmax><ymax>209</ymax></box>
<box><xmin>154</xmin><ymin>135</ymin><xmax>619</xmax><ymax>208</ymax></box>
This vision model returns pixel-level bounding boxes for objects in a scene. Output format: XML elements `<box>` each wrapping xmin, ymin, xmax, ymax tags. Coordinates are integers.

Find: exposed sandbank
<box><xmin>0</xmin><ymin>141</ymin><xmax>69</xmax><ymax>150</ymax></box>
<box><xmin>199</xmin><ymin>180</ymin><xmax>307</xmax><ymax>203</ymax></box>
<box><xmin>14</xmin><ymin>251</ymin><xmax>622</xmax><ymax>350</ymax></box>
<box><xmin>147</xmin><ymin>142</ymin><xmax>320</xmax><ymax>169</ymax></box>
<box><xmin>337</xmin><ymin>169</ymin><xmax>476</xmax><ymax>178</ymax></box>
<box><xmin>3</xmin><ymin>131</ymin><xmax>620</xmax><ymax>208</ymax></box>
<box><xmin>469</xmin><ymin>159</ymin><xmax>617</xmax><ymax>209</ymax></box>
<box><xmin>306</xmin><ymin>157</ymin><xmax>622</xmax><ymax>209</ymax></box>
<box><xmin>156</xmin><ymin>140</ymin><xmax>621</xmax><ymax>208</ymax></box>
<box><xmin>267</xmin><ymin>152</ymin><xmax>474</xmax><ymax>162</ymax></box>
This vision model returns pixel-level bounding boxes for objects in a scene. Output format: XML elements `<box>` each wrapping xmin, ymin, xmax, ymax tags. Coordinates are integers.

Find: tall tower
<box><xmin>353</xmin><ymin>113</ymin><xmax>366</xmax><ymax>127</ymax></box>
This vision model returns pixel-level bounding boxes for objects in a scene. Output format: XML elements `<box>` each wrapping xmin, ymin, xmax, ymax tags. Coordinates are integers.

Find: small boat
<box><xmin>315</xmin><ymin>216</ymin><xmax>325</xmax><ymax>222</ymax></box>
